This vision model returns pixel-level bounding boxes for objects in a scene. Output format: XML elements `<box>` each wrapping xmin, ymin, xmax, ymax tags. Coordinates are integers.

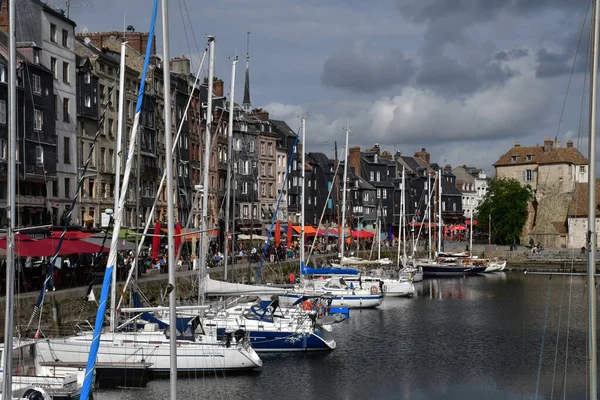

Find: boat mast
<box><xmin>160</xmin><ymin>0</ymin><xmax>178</xmax><ymax>396</ymax></box>
<box><xmin>588</xmin><ymin>0</ymin><xmax>599</xmax><ymax>395</ymax></box>
<box><xmin>402</xmin><ymin>167</ymin><xmax>406</xmax><ymax>264</ymax></box>
<box><xmin>199</xmin><ymin>36</ymin><xmax>215</xmax><ymax>305</ymax></box>
<box><xmin>469</xmin><ymin>208</ymin><xmax>473</xmax><ymax>256</ymax></box>
<box><xmin>224</xmin><ymin>56</ymin><xmax>238</xmax><ymax>281</ymax></box>
<box><xmin>428</xmin><ymin>173</ymin><xmax>432</xmax><ymax>260</ymax></box>
<box><xmin>437</xmin><ymin>169</ymin><xmax>442</xmax><ymax>254</ymax></box>
<box><xmin>110</xmin><ymin>40</ymin><xmax>127</xmax><ymax>332</ymax></box>
<box><xmin>2</xmin><ymin>0</ymin><xmax>17</xmax><ymax>394</ymax></box>
<box><xmin>300</xmin><ymin>116</ymin><xmax>306</xmax><ymax>274</ymax></box>
<box><xmin>340</xmin><ymin>127</ymin><xmax>350</xmax><ymax>263</ymax></box>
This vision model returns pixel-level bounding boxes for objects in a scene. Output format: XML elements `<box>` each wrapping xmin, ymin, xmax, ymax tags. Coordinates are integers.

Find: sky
<box><xmin>64</xmin><ymin>0</ymin><xmax>596</xmax><ymax>174</ymax></box>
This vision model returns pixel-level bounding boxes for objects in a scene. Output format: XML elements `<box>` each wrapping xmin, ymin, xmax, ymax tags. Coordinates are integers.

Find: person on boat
<box><xmin>379</xmin><ymin>280</ymin><xmax>384</xmax><ymax>294</ymax></box>
<box><xmin>358</xmin><ymin>275</ymin><xmax>363</xmax><ymax>289</ymax></box>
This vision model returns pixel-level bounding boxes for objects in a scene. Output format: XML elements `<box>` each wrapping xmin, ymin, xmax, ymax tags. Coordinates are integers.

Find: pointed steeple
<box><xmin>242</xmin><ymin>31</ymin><xmax>251</xmax><ymax>112</ymax></box>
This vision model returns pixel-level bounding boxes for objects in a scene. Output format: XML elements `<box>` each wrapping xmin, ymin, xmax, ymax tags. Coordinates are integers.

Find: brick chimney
<box><xmin>251</xmin><ymin>108</ymin><xmax>269</xmax><ymax>121</ymax></box>
<box><xmin>77</xmin><ymin>31</ymin><xmax>157</xmax><ymax>56</ymax></box>
<box><xmin>380</xmin><ymin>151</ymin><xmax>392</xmax><ymax>160</ymax></box>
<box><xmin>514</xmin><ymin>141</ymin><xmax>521</xmax><ymax>148</ymax></box>
<box><xmin>349</xmin><ymin>146</ymin><xmax>362</xmax><ymax>177</ymax></box>
<box><xmin>445</xmin><ymin>164</ymin><xmax>452</xmax><ymax>172</ymax></box>
<box><xmin>204</xmin><ymin>77</ymin><xmax>224</xmax><ymax>97</ymax></box>
<box><xmin>414</xmin><ymin>148</ymin><xmax>430</xmax><ymax>164</ymax></box>
<box><xmin>566</xmin><ymin>139</ymin><xmax>574</xmax><ymax>148</ymax></box>
<box><xmin>170</xmin><ymin>55</ymin><xmax>190</xmax><ymax>75</ymax></box>
<box><xmin>543</xmin><ymin>137</ymin><xmax>552</xmax><ymax>152</ymax></box>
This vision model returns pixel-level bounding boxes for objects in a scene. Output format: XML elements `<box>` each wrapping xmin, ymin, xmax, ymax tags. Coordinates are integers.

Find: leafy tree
<box><xmin>475</xmin><ymin>177</ymin><xmax>533</xmax><ymax>244</ymax></box>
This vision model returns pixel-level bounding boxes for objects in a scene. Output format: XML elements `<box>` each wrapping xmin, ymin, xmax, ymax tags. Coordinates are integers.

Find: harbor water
<box><xmin>96</xmin><ymin>272</ymin><xmax>592</xmax><ymax>399</ymax></box>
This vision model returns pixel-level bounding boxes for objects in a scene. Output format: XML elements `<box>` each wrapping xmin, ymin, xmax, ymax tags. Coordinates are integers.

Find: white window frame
<box><xmin>35</xmin><ymin>145</ymin><xmax>44</xmax><ymax>165</ymax></box>
<box><xmin>32</xmin><ymin>74</ymin><xmax>42</xmax><ymax>94</ymax></box>
<box><xmin>0</xmin><ymin>100</ymin><xmax>6</xmax><ymax>124</ymax></box>
<box><xmin>34</xmin><ymin>109</ymin><xmax>42</xmax><ymax>131</ymax></box>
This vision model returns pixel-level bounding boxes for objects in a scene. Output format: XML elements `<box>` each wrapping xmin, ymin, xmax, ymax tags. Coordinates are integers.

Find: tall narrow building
<box><xmin>242</xmin><ymin>32</ymin><xmax>251</xmax><ymax>113</ymax></box>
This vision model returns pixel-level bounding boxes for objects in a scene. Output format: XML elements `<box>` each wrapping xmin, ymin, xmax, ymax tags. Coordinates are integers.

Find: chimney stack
<box><xmin>414</xmin><ymin>148</ymin><xmax>430</xmax><ymax>164</ymax></box>
<box><xmin>543</xmin><ymin>137</ymin><xmax>552</xmax><ymax>152</ymax></box>
<box><xmin>349</xmin><ymin>146</ymin><xmax>362</xmax><ymax>177</ymax></box>
<box><xmin>170</xmin><ymin>55</ymin><xmax>190</xmax><ymax>75</ymax></box>
<box><xmin>566</xmin><ymin>139</ymin><xmax>574</xmax><ymax>148</ymax></box>
<box><xmin>514</xmin><ymin>141</ymin><xmax>521</xmax><ymax>148</ymax></box>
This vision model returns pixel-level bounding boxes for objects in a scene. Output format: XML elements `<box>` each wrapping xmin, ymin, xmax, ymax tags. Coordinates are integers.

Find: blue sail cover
<box><xmin>80</xmin><ymin>0</ymin><xmax>160</xmax><ymax>398</ymax></box>
<box><xmin>301</xmin><ymin>262</ymin><xmax>358</xmax><ymax>276</ymax></box>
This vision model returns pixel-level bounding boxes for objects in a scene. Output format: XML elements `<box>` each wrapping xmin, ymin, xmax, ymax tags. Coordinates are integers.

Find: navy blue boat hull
<box><xmin>216</xmin><ymin>328</ymin><xmax>335</xmax><ymax>352</ymax></box>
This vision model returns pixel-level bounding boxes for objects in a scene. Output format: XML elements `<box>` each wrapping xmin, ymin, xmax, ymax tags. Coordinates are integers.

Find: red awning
<box><xmin>352</xmin><ymin>230</ymin><xmax>374</xmax><ymax>239</ymax></box>
<box><xmin>466</xmin><ymin>219</ymin><xmax>478</xmax><ymax>226</ymax></box>
<box><xmin>0</xmin><ymin>238</ymin><xmax>108</xmax><ymax>257</ymax></box>
<box><xmin>49</xmin><ymin>230</ymin><xmax>95</xmax><ymax>239</ymax></box>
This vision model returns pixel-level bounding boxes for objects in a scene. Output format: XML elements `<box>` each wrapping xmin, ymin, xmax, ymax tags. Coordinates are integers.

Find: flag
<box><xmin>87</xmin><ymin>289</ymin><xmax>96</xmax><ymax>302</ymax></box>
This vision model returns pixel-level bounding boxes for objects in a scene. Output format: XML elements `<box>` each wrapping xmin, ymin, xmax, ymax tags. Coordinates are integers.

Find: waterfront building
<box><xmin>493</xmin><ymin>137</ymin><xmax>588</xmax><ymax>247</ymax></box>
<box><xmin>452</xmin><ymin>165</ymin><xmax>488</xmax><ymax>221</ymax></box>
<box><xmin>0</xmin><ymin>32</ymin><xmax>57</xmax><ymax>227</ymax></box>
<box><xmin>2</xmin><ymin>0</ymin><xmax>79</xmax><ymax>225</ymax></box>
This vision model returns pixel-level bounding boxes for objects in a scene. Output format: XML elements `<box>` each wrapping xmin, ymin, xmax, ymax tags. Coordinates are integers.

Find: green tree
<box><xmin>475</xmin><ymin>177</ymin><xmax>533</xmax><ymax>244</ymax></box>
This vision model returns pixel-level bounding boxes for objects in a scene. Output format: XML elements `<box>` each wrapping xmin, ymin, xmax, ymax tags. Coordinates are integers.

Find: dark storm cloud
<box><xmin>416</xmin><ymin>55</ymin><xmax>518</xmax><ymax>95</ymax></box>
<box><xmin>494</xmin><ymin>48</ymin><xmax>529</xmax><ymax>62</ymax></box>
<box><xmin>321</xmin><ymin>41</ymin><xmax>416</xmax><ymax>93</ymax></box>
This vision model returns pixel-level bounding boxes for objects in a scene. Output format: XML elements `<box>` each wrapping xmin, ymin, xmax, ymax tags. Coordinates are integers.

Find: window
<box><xmin>0</xmin><ymin>100</ymin><xmax>5</xmax><ymax>124</ymax></box>
<box><xmin>242</xmin><ymin>204</ymin><xmax>249</xmax><ymax>218</ymax></box>
<box><xmin>33</xmin><ymin>49</ymin><xmax>40</xmax><ymax>64</ymax></box>
<box><xmin>108</xmin><ymin>118</ymin><xmax>114</xmax><ymax>136</ymax></box>
<box><xmin>34</xmin><ymin>109</ymin><xmax>42</xmax><ymax>131</ymax></box>
<box><xmin>84</xmin><ymin>72</ymin><xmax>91</xmax><ymax>84</ymax></box>
<box><xmin>62</xmin><ymin>29</ymin><xmax>68</xmax><ymax>47</ymax></box>
<box><xmin>526</xmin><ymin>154</ymin><xmax>532</xmax><ymax>161</ymax></box>
<box><xmin>249</xmin><ymin>141</ymin><xmax>255</xmax><ymax>152</ymax></box>
<box><xmin>376</xmin><ymin>171</ymin><xmax>380</xmax><ymax>181</ymax></box>
<box><xmin>363</xmin><ymin>192</ymin><xmax>369</xmax><ymax>201</ymax></box>
<box><xmin>0</xmin><ymin>64</ymin><xmax>5</xmax><ymax>83</ymax></box>
<box><xmin>35</xmin><ymin>146</ymin><xmax>43</xmax><ymax>165</ymax></box>
<box><xmin>52</xmin><ymin>180</ymin><xmax>58</xmax><ymax>197</ymax></box>
<box><xmin>63</xmin><ymin>98</ymin><xmax>70</xmax><ymax>122</ymax></box>
<box><xmin>382</xmin><ymin>189</ymin><xmax>387</xmax><ymax>199</ymax></box>
<box><xmin>32</xmin><ymin>74</ymin><xmax>41</xmax><ymax>94</ymax></box>
<box><xmin>524</xmin><ymin>169</ymin><xmax>534</xmax><ymax>182</ymax></box>
<box><xmin>63</xmin><ymin>137</ymin><xmax>71</xmax><ymax>164</ymax></box>
<box><xmin>85</xmin><ymin>94</ymin><xmax>91</xmax><ymax>108</ymax></box>
<box><xmin>51</xmin><ymin>57</ymin><xmax>57</xmax><ymax>79</ymax></box>
<box><xmin>580</xmin><ymin>166</ymin><xmax>586</xmax><ymax>173</ymax></box>
<box><xmin>260</xmin><ymin>141</ymin><xmax>265</xmax><ymax>155</ymax></box>
<box><xmin>369</xmin><ymin>171</ymin><xmax>374</xmax><ymax>181</ymax></box>
<box><xmin>510</xmin><ymin>156</ymin><xmax>517</xmax><ymax>163</ymax></box>
<box><xmin>241</xmin><ymin>182</ymin><xmax>248</xmax><ymax>194</ymax></box>
<box><xmin>377</xmin><ymin>189</ymin><xmax>381</xmax><ymax>199</ymax></box>
<box><xmin>50</xmin><ymin>24</ymin><xmax>57</xmax><ymax>43</ymax></box>
<box><xmin>62</xmin><ymin>62</ymin><xmax>69</xmax><ymax>83</ymax></box>
<box><xmin>0</xmin><ymin>138</ymin><xmax>6</xmax><ymax>160</ymax></box>
<box><xmin>64</xmin><ymin>178</ymin><xmax>71</xmax><ymax>198</ymax></box>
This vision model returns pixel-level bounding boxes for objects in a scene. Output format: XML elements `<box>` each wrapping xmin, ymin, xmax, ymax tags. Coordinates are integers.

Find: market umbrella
<box><xmin>152</xmin><ymin>222</ymin><xmax>161</xmax><ymax>260</ymax></box>
<box><xmin>174</xmin><ymin>221</ymin><xmax>182</xmax><ymax>256</ymax></box>
<box><xmin>352</xmin><ymin>230</ymin><xmax>374</xmax><ymax>239</ymax></box>
<box><xmin>275</xmin><ymin>220</ymin><xmax>281</xmax><ymax>247</ymax></box>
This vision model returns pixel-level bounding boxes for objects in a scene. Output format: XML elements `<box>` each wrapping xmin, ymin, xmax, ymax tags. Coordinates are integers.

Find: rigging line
<box><xmin>535</xmin><ymin>276</ymin><xmax>553</xmax><ymax>400</ymax></box>
<box><xmin>255</xmin><ymin>129</ymin><xmax>299</xmax><ymax>283</ymax></box>
<box><xmin>177</xmin><ymin>0</ymin><xmax>193</xmax><ymax>69</ymax></box>
<box><xmin>550</xmin><ymin>266</ymin><xmax>568</xmax><ymax>399</ymax></box>
<box><xmin>307</xmin><ymin>155</ymin><xmax>343</xmax><ymax>263</ymax></box>
<box><xmin>182</xmin><ymin>0</ymin><xmax>203</xmax><ymax>66</ymax></box>
<box><xmin>27</xmin><ymin>66</ymin><xmax>120</xmax><ymax>329</ymax></box>
<box><xmin>554</xmin><ymin>0</ymin><xmax>591</xmax><ymax>141</ymax></box>
<box><xmin>118</xmin><ymin>46</ymin><xmax>209</xmax><ymax>304</ymax></box>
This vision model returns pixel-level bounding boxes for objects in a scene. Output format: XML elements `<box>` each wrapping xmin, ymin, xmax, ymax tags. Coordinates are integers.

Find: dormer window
<box><xmin>526</xmin><ymin>154</ymin><xmax>532</xmax><ymax>161</ymax></box>
<box><xmin>374</xmin><ymin>154</ymin><xmax>378</xmax><ymax>163</ymax></box>
<box><xmin>511</xmin><ymin>156</ymin><xmax>517</xmax><ymax>162</ymax></box>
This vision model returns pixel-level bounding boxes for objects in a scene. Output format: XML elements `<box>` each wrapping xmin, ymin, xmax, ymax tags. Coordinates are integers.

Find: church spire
<box><xmin>242</xmin><ymin>31</ymin><xmax>251</xmax><ymax>112</ymax></box>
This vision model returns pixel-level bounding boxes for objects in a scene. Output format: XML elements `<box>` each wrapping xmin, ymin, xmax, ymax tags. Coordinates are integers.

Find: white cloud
<box><xmin>264</xmin><ymin>51</ymin><xmax>550</xmax><ymax>169</ymax></box>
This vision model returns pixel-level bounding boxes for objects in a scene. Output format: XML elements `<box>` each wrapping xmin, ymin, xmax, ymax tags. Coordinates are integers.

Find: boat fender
<box><xmin>370</xmin><ymin>285</ymin><xmax>378</xmax><ymax>295</ymax></box>
<box><xmin>302</xmin><ymin>300</ymin><xmax>312</xmax><ymax>311</ymax></box>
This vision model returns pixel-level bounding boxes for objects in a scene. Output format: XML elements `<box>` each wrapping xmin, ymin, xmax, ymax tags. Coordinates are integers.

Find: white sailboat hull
<box><xmin>35</xmin><ymin>332</ymin><xmax>262</xmax><ymax>373</ymax></box>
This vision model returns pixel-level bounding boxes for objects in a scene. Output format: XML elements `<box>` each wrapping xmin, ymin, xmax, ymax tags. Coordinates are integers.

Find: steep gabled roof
<box><xmin>494</xmin><ymin>141</ymin><xmax>588</xmax><ymax>167</ymax></box>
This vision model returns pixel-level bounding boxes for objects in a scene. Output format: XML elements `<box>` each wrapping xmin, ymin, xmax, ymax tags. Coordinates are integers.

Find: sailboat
<box><xmin>35</xmin><ymin>12</ymin><xmax>261</xmax><ymax>396</ymax></box>
<box><xmin>397</xmin><ymin>166</ymin><xmax>423</xmax><ymax>282</ymax></box>
<box><xmin>281</xmin><ymin>125</ymin><xmax>383</xmax><ymax>308</ymax></box>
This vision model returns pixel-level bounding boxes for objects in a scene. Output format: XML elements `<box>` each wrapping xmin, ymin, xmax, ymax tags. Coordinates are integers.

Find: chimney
<box><xmin>252</xmin><ymin>108</ymin><xmax>269</xmax><ymax>121</ymax></box>
<box><xmin>543</xmin><ymin>137</ymin><xmax>552</xmax><ymax>152</ymax></box>
<box><xmin>213</xmin><ymin>78</ymin><xmax>224</xmax><ymax>97</ymax></box>
<box><xmin>380</xmin><ymin>151</ymin><xmax>392</xmax><ymax>160</ymax></box>
<box><xmin>566</xmin><ymin>140</ymin><xmax>574</xmax><ymax>148</ymax></box>
<box><xmin>414</xmin><ymin>147</ymin><xmax>430</xmax><ymax>164</ymax></box>
<box><xmin>77</xmin><ymin>31</ymin><xmax>156</xmax><ymax>56</ymax></box>
<box><xmin>445</xmin><ymin>164</ymin><xmax>452</xmax><ymax>172</ymax></box>
<box><xmin>514</xmin><ymin>141</ymin><xmax>520</xmax><ymax>148</ymax></box>
<box><xmin>349</xmin><ymin>146</ymin><xmax>362</xmax><ymax>177</ymax></box>
<box><xmin>170</xmin><ymin>55</ymin><xmax>190</xmax><ymax>75</ymax></box>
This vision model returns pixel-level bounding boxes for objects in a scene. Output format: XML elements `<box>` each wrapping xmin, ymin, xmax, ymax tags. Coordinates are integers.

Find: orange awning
<box><xmin>292</xmin><ymin>225</ymin><xmax>317</xmax><ymax>235</ymax></box>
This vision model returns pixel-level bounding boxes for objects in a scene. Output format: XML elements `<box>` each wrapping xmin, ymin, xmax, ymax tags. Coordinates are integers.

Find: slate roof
<box><xmin>569</xmin><ymin>181</ymin><xmax>600</xmax><ymax>217</ymax></box>
<box><xmin>270</xmin><ymin>119</ymin><xmax>296</xmax><ymax>139</ymax></box>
